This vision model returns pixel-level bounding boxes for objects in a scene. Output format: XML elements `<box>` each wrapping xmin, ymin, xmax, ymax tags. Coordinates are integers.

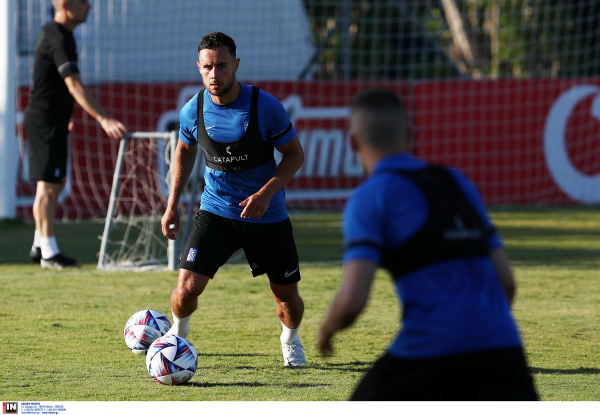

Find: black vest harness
<box><xmin>196</xmin><ymin>86</ymin><xmax>275</xmax><ymax>172</ymax></box>
<box><xmin>378</xmin><ymin>166</ymin><xmax>491</xmax><ymax>280</ymax></box>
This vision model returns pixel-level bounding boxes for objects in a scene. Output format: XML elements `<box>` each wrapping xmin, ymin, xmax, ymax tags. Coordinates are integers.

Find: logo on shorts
<box><xmin>54</xmin><ymin>167</ymin><xmax>61</xmax><ymax>177</ymax></box>
<box><xmin>284</xmin><ymin>267</ymin><xmax>298</xmax><ymax>278</ymax></box>
<box><xmin>186</xmin><ymin>248</ymin><xmax>198</xmax><ymax>262</ymax></box>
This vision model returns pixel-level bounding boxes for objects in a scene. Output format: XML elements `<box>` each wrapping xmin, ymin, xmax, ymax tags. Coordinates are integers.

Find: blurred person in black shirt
<box><xmin>24</xmin><ymin>0</ymin><xmax>127</xmax><ymax>269</ymax></box>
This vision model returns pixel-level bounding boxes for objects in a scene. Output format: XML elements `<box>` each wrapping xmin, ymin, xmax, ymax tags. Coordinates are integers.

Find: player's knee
<box><xmin>37</xmin><ymin>183</ymin><xmax>62</xmax><ymax>200</ymax></box>
<box><xmin>176</xmin><ymin>270</ymin><xmax>208</xmax><ymax>299</ymax></box>
<box><xmin>174</xmin><ymin>285</ymin><xmax>197</xmax><ymax>303</ymax></box>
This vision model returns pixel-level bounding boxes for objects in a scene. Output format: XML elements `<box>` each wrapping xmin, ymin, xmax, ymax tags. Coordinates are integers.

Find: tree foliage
<box><xmin>301</xmin><ymin>0</ymin><xmax>600</xmax><ymax>79</ymax></box>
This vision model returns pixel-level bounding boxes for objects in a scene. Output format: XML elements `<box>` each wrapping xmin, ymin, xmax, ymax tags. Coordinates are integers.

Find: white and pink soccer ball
<box><xmin>146</xmin><ymin>334</ymin><xmax>198</xmax><ymax>385</ymax></box>
<box><xmin>124</xmin><ymin>309</ymin><xmax>172</xmax><ymax>355</ymax></box>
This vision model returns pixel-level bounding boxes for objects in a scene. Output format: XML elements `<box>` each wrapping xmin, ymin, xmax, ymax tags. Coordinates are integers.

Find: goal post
<box><xmin>97</xmin><ymin>131</ymin><xmax>203</xmax><ymax>271</ymax></box>
<box><xmin>0</xmin><ymin>0</ymin><xmax>18</xmax><ymax>219</ymax></box>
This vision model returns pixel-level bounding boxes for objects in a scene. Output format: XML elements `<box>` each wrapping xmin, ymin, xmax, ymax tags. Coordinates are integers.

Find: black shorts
<box><xmin>350</xmin><ymin>347</ymin><xmax>538</xmax><ymax>401</ymax></box>
<box><xmin>178</xmin><ymin>210</ymin><xmax>301</xmax><ymax>285</ymax></box>
<box><xmin>24</xmin><ymin>110</ymin><xmax>69</xmax><ymax>184</ymax></box>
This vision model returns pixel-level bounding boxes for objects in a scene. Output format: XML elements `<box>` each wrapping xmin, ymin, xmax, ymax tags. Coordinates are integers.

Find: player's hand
<box><xmin>239</xmin><ymin>190</ymin><xmax>272</xmax><ymax>219</ymax></box>
<box><xmin>99</xmin><ymin>116</ymin><xmax>127</xmax><ymax>140</ymax></box>
<box><xmin>161</xmin><ymin>208</ymin><xmax>180</xmax><ymax>240</ymax></box>
<box><xmin>317</xmin><ymin>326</ymin><xmax>335</xmax><ymax>356</ymax></box>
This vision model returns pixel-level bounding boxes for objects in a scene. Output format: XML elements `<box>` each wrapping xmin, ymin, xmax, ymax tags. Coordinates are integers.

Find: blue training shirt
<box><xmin>343</xmin><ymin>153</ymin><xmax>522</xmax><ymax>359</ymax></box>
<box><xmin>179</xmin><ymin>83</ymin><xmax>297</xmax><ymax>223</ymax></box>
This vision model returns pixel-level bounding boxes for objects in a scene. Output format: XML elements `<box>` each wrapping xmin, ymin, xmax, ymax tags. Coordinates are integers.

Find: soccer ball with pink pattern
<box><xmin>124</xmin><ymin>309</ymin><xmax>171</xmax><ymax>355</ymax></box>
<box><xmin>146</xmin><ymin>334</ymin><xmax>198</xmax><ymax>385</ymax></box>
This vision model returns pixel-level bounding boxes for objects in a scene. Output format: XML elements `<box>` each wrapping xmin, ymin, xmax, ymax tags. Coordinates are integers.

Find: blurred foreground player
<box><xmin>25</xmin><ymin>0</ymin><xmax>127</xmax><ymax>269</ymax></box>
<box><xmin>161</xmin><ymin>32</ymin><xmax>306</xmax><ymax>366</ymax></box>
<box><xmin>318</xmin><ymin>89</ymin><xmax>538</xmax><ymax>400</ymax></box>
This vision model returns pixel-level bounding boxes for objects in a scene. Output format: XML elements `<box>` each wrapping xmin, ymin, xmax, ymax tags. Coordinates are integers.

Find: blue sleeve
<box><xmin>257</xmin><ymin>90</ymin><xmax>297</xmax><ymax>147</ymax></box>
<box><xmin>343</xmin><ymin>175</ymin><xmax>429</xmax><ymax>264</ymax></box>
<box><xmin>343</xmin><ymin>188</ymin><xmax>383</xmax><ymax>264</ymax></box>
<box><xmin>448</xmin><ymin>168</ymin><xmax>503</xmax><ymax>250</ymax></box>
<box><xmin>179</xmin><ymin>94</ymin><xmax>199</xmax><ymax>146</ymax></box>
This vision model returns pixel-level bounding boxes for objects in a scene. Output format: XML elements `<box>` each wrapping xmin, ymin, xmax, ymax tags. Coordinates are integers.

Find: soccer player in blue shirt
<box><xmin>318</xmin><ymin>89</ymin><xmax>538</xmax><ymax>399</ymax></box>
<box><xmin>161</xmin><ymin>32</ymin><xmax>306</xmax><ymax>366</ymax></box>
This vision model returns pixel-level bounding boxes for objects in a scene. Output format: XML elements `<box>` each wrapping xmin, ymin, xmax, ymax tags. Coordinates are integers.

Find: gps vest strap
<box><xmin>196</xmin><ymin>86</ymin><xmax>275</xmax><ymax>172</ymax></box>
<box><xmin>377</xmin><ymin>166</ymin><xmax>491</xmax><ymax>280</ymax></box>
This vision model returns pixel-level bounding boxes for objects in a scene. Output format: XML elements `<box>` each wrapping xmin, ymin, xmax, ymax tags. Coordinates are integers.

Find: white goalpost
<box><xmin>97</xmin><ymin>131</ymin><xmax>203</xmax><ymax>271</ymax></box>
<box><xmin>0</xmin><ymin>0</ymin><xmax>18</xmax><ymax>220</ymax></box>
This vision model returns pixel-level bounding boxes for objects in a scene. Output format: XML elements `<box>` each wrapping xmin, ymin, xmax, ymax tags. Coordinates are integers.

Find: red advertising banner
<box><xmin>413</xmin><ymin>79</ymin><xmax>600</xmax><ymax>205</ymax></box>
<box><xmin>15</xmin><ymin>79</ymin><xmax>600</xmax><ymax>219</ymax></box>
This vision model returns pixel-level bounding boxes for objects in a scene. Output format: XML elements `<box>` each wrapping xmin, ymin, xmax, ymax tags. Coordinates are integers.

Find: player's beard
<box><xmin>206</xmin><ymin>73</ymin><xmax>237</xmax><ymax>98</ymax></box>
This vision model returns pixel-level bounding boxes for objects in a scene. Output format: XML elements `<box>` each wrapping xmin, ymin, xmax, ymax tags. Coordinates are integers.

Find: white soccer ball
<box><xmin>123</xmin><ymin>309</ymin><xmax>172</xmax><ymax>355</ymax></box>
<box><xmin>146</xmin><ymin>334</ymin><xmax>198</xmax><ymax>385</ymax></box>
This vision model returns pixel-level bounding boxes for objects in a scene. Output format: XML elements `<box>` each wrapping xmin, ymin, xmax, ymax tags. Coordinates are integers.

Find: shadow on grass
<box><xmin>286</xmin><ymin>383</ymin><xmax>332</xmax><ymax>388</ymax></box>
<box><xmin>183</xmin><ymin>381</ymin><xmax>331</xmax><ymax>388</ymax></box>
<box><xmin>529</xmin><ymin>367</ymin><xmax>600</xmax><ymax>375</ymax></box>
<box><xmin>183</xmin><ymin>381</ymin><xmax>269</xmax><ymax>388</ymax></box>
<box><xmin>310</xmin><ymin>361</ymin><xmax>372</xmax><ymax>373</ymax></box>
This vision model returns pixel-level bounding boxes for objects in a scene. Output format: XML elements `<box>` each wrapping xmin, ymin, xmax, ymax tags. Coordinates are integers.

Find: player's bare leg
<box><xmin>33</xmin><ymin>179</ymin><xmax>79</xmax><ymax>269</ymax></box>
<box><xmin>270</xmin><ymin>281</ymin><xmax>304</xmax><ymax>328</ymax></box>
<box><xmin>31</xmin><ymin>180</ymin><xmax>63</xmax><ymax>262</ymax></box>
<box><xmin>33</xmin><ymin>180</ymin><xmax>64</xmax><ymax>239</ymax></box>
<box><xmin>270</xmin><ymin>281</ymin><xmax>306</xmax><ymax>366</ymax></box>
<box><xmin>167</xmin><ymin>269</ymin><xmax>210</xmax><ymax>338</ymax></box>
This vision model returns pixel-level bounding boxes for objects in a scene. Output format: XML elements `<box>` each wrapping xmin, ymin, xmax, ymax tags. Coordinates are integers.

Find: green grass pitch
<box><xmin>1</xmin><ymin>208</ymin><xmax>600</xmax><ymax>401</ymax></box>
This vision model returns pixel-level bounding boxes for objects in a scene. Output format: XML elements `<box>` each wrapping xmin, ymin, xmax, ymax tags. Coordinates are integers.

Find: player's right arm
<box><xmin>161</xmin><ymin>95</ymin><xmax>200</xmax><ymax>239</ymax></box>
<box><xmin>64</xmin><ymin>74</ymin><xmax>127</xmax><ymax>139</ymax></box>
<box><xmin>161</xmin><ymin>140</ymin><xmax>197</xmax><ymax>240</ymax></box>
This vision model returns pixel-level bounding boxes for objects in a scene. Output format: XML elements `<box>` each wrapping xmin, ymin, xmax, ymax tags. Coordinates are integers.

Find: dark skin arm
<box><xmin>239</xmin><ymin>135</ymin><xmax>304</xmax><ymax>219</ymax></box>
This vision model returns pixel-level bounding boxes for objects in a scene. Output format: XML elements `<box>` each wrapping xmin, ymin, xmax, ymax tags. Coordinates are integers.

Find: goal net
<box><xmin>96</xmin><ymin>132</ymin><xmax>204</xmax><ymax>271</ymax></box>
<box><xmin>11</xmin><ymin>0</ymin><xmax>600</xmax><ymax>245</ymax></box>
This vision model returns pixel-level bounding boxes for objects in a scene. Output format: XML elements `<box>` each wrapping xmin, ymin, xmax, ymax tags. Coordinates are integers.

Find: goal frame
<box><xmin>97</xmin><ymin>131</ymin><xmax>201</xmax><ymax>271</ymax></box>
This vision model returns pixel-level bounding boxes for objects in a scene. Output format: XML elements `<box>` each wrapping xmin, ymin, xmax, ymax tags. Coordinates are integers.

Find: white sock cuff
<box><xmin>172</xmin><ymin>310</ymin><xmax>191</xmax><ymax>326</ymax></box>
<box><xmin>40</xmin><ymin>236</ymin><xmax>60</xmax><ymax>259</ymax></box>
<box><xmin>280</xmin><ymin>321</ymin><xmax>300</xmax><ymax>345</ymax></box>
<box><xmin>168</xmin><ymin>310</ymin><xmax>191</xmax><ymax>338</ymax></box>
<box><xmin>33</xmin><ymin>230</ymin><xmax>41</xmax><ymax>248</ymax></box>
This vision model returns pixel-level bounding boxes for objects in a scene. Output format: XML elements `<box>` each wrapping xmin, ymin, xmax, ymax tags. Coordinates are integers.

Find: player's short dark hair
<box><xmin>351</xmin><ymin>88</ymin><xmax>405</xmax><ymax>114</ymax></box>
<box><xmin>351</xmin><ymin>89</ymin><xmax>408</xmax><ymax>150</ymax></box>
<box><xmin>198</xmin><ymin>32</ymin><xmax>236</xmax><ymax>58</ymax></box>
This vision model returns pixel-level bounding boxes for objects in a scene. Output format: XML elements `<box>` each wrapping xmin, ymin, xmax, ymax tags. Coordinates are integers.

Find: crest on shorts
<box><xmin>186</xmin><ymin>248</ymin><xmax>198</xmax><ymax>262</ymax></box>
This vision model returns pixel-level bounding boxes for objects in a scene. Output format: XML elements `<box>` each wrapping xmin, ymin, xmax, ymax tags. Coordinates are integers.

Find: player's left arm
<box><xmin>318</xmin><ymin>259</ymin><xmax>377</xmax><ymax>355</ymax></box>
<box><xmin>239</xmin><ymin>135</ymin><xmax>304</xmax><ymax>219</ymax></box>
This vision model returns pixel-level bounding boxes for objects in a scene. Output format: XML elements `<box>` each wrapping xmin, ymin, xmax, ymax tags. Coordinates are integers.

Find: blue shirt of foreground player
<box><xmin>343</xmin><ymin>153</ymin><xmax>522</xmax><ymax>359</ymax></box>
<box><xmin>179</xmin><ymin>83</ymin><xmax>297</xmax><ymax>223</ymax></box>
